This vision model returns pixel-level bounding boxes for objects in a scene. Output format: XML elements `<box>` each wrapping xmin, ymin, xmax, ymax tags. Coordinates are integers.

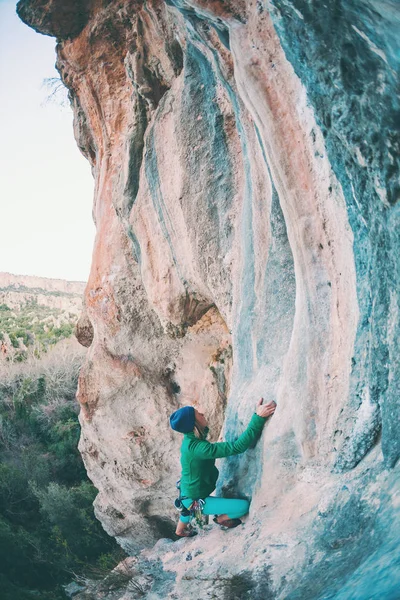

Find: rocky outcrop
<box><xmin>0</xmin><ymin>273</ymin><xmax>85</xmax><ymax>314</ymax></box>
<box><xmin>17</xmin><ymin>0</ymin><xmax>89</xmax><ymax>39</ymax></box>
<box><xmin>0</xmin><ymin>290</ymin><xmax>83</xmax><ymax>313</ymax></box>
<box><xmin>17</xmin><ymin>1</ymin><xmax>399</xmax><ymax>598</ymax></box>
<box><xmin>0</xmin><ymin>272</ymin><xmax>85</xmax><ymax>296</ymax></box>
<box><xmin>75</xmin><ymin>311</ymin><xmax>95</xmax><ymax>347</ymax></box>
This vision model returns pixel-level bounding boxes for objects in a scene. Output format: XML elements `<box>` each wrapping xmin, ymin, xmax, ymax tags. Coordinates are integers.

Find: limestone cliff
<box><xmin>17</xmin><ymin>1</ymin><xmax>399</xmax><ymax>598</ymax></box>
<box><xmin>0</xmin><ymin>272</ymin><xmax>85</xmax><ymax>313</ymax></box>
<box><xmin>0</xmin><ymin>272</ymin><xmax>86</xmax><ymax>296</ymax></box>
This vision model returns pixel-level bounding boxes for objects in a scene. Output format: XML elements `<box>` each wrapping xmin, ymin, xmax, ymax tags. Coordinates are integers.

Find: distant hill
<box><xmin>0</xmin><ymin>273</ymin><xmax>86</xmax><ymax>361</ymax></box>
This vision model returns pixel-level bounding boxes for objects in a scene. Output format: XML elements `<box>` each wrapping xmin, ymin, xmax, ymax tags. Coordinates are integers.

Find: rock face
<box><xmin>18</xmin><ymin>1</ymin><xmax>399</xmax><ymax>598</ymax></box>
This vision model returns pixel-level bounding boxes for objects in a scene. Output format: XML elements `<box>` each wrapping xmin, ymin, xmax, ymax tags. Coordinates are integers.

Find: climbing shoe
<box><xmin>213</xmin><ymin>517</ymin><xmax>242</xmax><ymax>529</ymax></box>
<box><xmin>175</xmin><ymin>526</ymin><xmax>198</xmax><ymax>538</ymax></box>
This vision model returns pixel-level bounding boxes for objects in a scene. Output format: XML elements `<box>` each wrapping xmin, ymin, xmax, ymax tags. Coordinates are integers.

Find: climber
<box><xmin>169</xmin><ymin>398</ymin><xmax>276</xmax><ymax>537</ymax></box>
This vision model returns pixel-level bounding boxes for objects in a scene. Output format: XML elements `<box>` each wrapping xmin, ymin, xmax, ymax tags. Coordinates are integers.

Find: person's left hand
<box><xmin>256</xmin><ymin>398</ymin><xmax>276</xmax><ymax>418</ymax></box>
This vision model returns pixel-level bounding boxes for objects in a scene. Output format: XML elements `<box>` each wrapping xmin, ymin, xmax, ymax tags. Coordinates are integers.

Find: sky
<box><xmin>0</xmin><ymin>0</ymin><xmax>95</xmax><ymax>282</ymax></box>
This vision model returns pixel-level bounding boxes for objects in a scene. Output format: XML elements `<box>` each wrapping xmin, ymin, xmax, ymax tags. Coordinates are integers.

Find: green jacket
<box><xmin>179</xmin><ymin>413</ymin><xmax>267</xmax><ymax>499</ymax></box>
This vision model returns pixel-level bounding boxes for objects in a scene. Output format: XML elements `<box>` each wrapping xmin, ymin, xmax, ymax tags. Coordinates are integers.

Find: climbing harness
<box><xmin>174</xmin><ymin>479</ymin><xmax>206</xmax><ymax>526</ymax></box>
<box><xmin>174</xmin><ymin>479</ymin><xmax>191</xmax><ymax>516</ymax></box>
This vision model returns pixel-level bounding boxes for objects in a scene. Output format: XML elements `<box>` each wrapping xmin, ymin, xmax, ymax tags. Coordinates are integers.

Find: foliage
<box><xmin>0</xmin><ymin>299</ymin><xmax>76</xmax><ymax>361</ymax></box>
<box><xmin>0</xmin><ymin>342</ymin><xmax>125</xmax><ymax>598</ymax></box>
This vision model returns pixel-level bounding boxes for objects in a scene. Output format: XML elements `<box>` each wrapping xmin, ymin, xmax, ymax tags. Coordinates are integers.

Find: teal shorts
<box><xmin>179</xmin><ymin>496</ymin><xmax>250</xmax><ymax>523</ymax></box>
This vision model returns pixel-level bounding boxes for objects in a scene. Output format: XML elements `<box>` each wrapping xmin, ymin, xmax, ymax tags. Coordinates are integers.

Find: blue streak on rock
<box><xmin>124</xmin><ymin>95</ymin><xmax>148</xmax><ymax>213</ymax></box>
<box><xmin>211</xmin><ymin>23</ymin><xmax>230</xmax><ymax>50</ymax></box>
<box><xmin>127</xmin><ymin>226</ymin><xmax>142</xmax><ymax>265</ymax></box>
<box><xmin>144</xmin><ymin>117</ymin><xmax>188</xmax><ymax>290</ymax></box>
<box><xmin>179</xmin><ymin>41</ymin><xmax>235</xmax><ymax>262</ymax></box>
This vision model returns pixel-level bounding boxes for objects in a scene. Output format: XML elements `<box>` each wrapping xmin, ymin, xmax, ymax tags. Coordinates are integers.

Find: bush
<box><xmin>0</xmin><ymin>300</ymin><xmax>78</xmax><ymax>361</ymax></box>
<box><xmin>0</xmin><ymin>341</ymin><xmax>124</xmax><ymax>597</ymax></box>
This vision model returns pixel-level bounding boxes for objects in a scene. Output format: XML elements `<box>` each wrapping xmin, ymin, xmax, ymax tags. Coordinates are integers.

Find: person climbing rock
<box><xmin>170</xmin><ymin>398</ymin><xmax>276</xmax><ymax>538</ymax></box>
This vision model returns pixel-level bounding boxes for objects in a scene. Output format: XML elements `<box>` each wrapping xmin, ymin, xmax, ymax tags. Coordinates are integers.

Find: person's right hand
<box><xmin>256</xmin><ymin>398</ymin><xmax>276</xmax><ymax>418</ymax></box>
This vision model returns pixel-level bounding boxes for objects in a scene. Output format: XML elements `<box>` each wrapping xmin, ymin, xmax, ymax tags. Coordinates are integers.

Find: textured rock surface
<box><xmin>18</xmin><ymin>0</ymin><xmax>399</xmax><ymax>598</ymax></box>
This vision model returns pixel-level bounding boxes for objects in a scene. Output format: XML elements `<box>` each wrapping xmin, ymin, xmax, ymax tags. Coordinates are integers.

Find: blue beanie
<box><xmin>169</xmin><ymin>406</ymin><xmax>195</xmax><ymax>433</ymax></box>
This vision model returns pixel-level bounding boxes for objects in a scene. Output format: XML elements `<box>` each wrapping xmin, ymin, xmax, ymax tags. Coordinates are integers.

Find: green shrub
<box><xmin>0</xmin><ymin>346</ymin><xmax>124</xmax><ymax>598</ymax></box>
<box><xmin>0</xmin><ymin>300</ymin><xmax>78</xmax><ymax>361</ymax></box>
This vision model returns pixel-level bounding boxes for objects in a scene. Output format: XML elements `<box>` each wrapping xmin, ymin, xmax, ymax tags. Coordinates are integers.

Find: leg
<box><xmin>181</xmin><ymin>496</ymin><xmax>250</xmax><ymax>519</ymax></box>
<box><xmin>179</xmin><ymin>514</ymin><xmax>191</xmax><ymax>524</ymax></box>
<box><xmin>177</xmin><ymin>497</ymin><xmax>249</xmax><ymax>534</ymax></box>
<box><xmin>201</xmin><ymin>497</ymin><xmax>250</xmax><ymax>520</ymax></box>
<box><xmin>175</xmin><ymin>502</ymin><xmax>195</xmax><ymax>537</ymax></box>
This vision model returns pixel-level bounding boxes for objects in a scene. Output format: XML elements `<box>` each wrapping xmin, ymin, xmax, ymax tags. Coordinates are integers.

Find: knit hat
<box><xmin>169</xmin><ymin>406</ymin><xmax>195</xmax><ymax>433</ymax></box>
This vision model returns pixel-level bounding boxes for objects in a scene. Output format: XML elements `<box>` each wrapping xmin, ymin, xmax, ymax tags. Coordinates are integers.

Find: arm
<box><xmin>188</xmin><ymin>413</ymin><xmax>267</xmax><ymax>459</ymax></box>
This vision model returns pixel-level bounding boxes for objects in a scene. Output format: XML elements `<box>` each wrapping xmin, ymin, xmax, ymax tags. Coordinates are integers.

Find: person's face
<box><xmin>194</xmin><ymin>409</ymin><xmax>207</xmax><ymax>429</ymax></box>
